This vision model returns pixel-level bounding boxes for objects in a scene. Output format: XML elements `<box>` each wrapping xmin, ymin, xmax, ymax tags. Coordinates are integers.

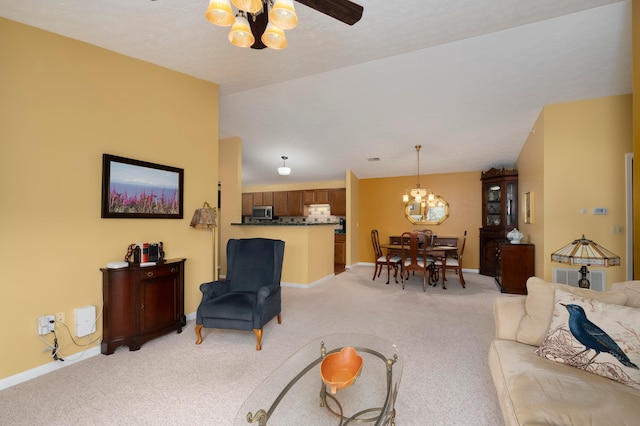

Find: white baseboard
<box><xmin>0</xmin><ymin>346</ymin><xmax>101</xmax><ymax>391</ymax></box>
<box><xmin>282</xmin><ymin>273</ymin><xmax>335</xmax><ymax>288</ymax></box>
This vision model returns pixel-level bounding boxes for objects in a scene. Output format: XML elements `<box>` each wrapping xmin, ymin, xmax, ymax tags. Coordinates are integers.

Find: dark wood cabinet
<box><xmin>288</xmin><ymin>190</ymin><xmax>304</xmax><ymax>215</ymax></box>
<box><xmin>495</xmin><ymin>243</ymin><xmax>534</xmax><ymax>294</ymax></box>
<box><xmin>244</xmin><ymin>188</ymin><xmax>346</xmax><ymax>217</ymax></box>
<box><xmin>334</xmin><ymin>234</ymin><xmax>346</xmax><ymax>265</ymax></box>
<box><xmin>331</xmin><ymin>188</ymin><xmax>347</xmax><ymax>216</ymax></box>
<box><xmin>273</xmin><ymin>191</ymin><xmax>288</xmax><ymax>216</ymax></box>
<box><xmin>480</xmin><ymin>168</ymin><xmax>518</xmax><ymax>276</ymax></box>
<box><xmin>303</xmin><ymin>190</ymin><xmax>316</xmax><ymax>205</ymax></box>
<box><xmin>100</xmin><ymin>259</ymin><xmax>185</xmax><ymax>355</ymax></box>
<box><xmin>316</xmin><ymin>189</ymin><xmax>330</xmax><ymax>204</ymax></box>
<box><xmin>242</xmin><ymin>193</ymin><xmax>253</xmax><ymax>216</ymax></box>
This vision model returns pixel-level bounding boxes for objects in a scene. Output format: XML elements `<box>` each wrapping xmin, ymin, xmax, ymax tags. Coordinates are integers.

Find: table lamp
<box><xmin>550</xmin><ymin>234</ymin><xmax>620</xmax><ymax>289</ymax></box>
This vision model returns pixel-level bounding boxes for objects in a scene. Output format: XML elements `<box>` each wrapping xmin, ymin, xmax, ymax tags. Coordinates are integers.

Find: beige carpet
<box><xmin>0</xmin><ymin>266</ymin><xmax>506</xmax><ymax>425</ymax></box>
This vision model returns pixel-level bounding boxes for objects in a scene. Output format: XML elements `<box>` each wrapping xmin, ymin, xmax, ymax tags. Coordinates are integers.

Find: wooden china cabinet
<box><xmin>479</xmin><ymin>168</ymin><xmax>518</xmax><ymax>277</ymax></box>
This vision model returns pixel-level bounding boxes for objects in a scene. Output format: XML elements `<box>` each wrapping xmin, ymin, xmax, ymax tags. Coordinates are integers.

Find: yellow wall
<box><xmin>219</xmin><ymin>137</ymin><xmax>243</xmax><ymax>277</ymax></box>
<box><xmin>516</xmin><ymin>112</ymin><xmax>545</xmax><ymax>275</ymax></box>
<box><xmin>357</xmin><ymin>172</ymin><xmax>481</xmax><ymax>268</ymax></box>
<box><xmin>518</xmin><ymin>95</ymin><xmax>632</xmax><ymax>287</ymax></box>
<box><xmin>0</xmin><ymin>19</ymin><xmax>219</xmax><ymax>380</ymax></box>
<box><xmin>633</xmin><ymin>0</ymin><xmax>640</xmax><ymax>278</ymax></box>
<box><xmin>346</xmin><ymin>170</ymin><xmax>360</xmax><ymax>267</ymax></box>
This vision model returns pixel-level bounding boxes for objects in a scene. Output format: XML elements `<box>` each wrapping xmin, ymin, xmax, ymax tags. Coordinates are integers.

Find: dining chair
<box><xmin>433</xmin><ymin>230</ymin><xmax>467</xmax><ymax>289</ymax></box>
<box><xmin>371</xmin><ymin>229</ymin><xmax>402</xmax><ymax>284</ymax></box>
<box><xmin>414</xmin><ymin>229</ymin><xmax>435</xmax><ymax>247</ymax></box>
<box><xmin>400</xmin><ymin>231</ymin><xmax>432</xmax><ymax>291</ymax></box>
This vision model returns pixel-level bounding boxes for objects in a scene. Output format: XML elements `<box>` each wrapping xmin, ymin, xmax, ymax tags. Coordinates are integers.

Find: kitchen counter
<box><xmin>225</xmin><ymin>223</ymin><xmax>336</xmax><ymax>286</ymax></box>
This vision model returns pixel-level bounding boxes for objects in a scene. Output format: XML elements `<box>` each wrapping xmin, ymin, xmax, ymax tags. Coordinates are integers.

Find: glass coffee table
<box><xmin>235</xmin><ymin>333</ymin><xmax>402</xmax><ymax>426</ymax></box>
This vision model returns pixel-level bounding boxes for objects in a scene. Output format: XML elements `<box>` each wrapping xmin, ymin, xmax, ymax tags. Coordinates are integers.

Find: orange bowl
<box><xmin>320</xmin><ymin>346</ymin><xmax>363</xmax><ymax>394</ymax></box>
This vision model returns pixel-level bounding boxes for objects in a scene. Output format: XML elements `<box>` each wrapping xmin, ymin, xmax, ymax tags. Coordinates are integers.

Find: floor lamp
<box><xmin>190</xmin><ymin>202</ymin><xmax>218</xmax><ymax>280</ymax></box>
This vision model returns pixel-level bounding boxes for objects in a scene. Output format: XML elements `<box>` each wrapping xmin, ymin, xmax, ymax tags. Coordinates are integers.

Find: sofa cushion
<box><xmin>489</xmin><ymin>339</ymin><xmax>640</xmax><ymax>425</ymax></box>
<box><xmin>611</xmin><ymin>280</ymin><xmax>640</xmax><ymax>308</ymax></box>
<box><xmin>515</xmin><ymin>277</ymin><xmax>627</xmax><ymax>346</ymax></box>
<box><xmin>536</xmin><ymin>288</ymin><xmax>640</xmax><ymax>390</ymax></box>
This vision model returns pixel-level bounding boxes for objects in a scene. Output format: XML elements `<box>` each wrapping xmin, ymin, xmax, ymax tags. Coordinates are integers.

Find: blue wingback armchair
<box><xmin>195</xmin><ymin>238</ymin><xmax>285</xmax><ymax>350</ymax></box>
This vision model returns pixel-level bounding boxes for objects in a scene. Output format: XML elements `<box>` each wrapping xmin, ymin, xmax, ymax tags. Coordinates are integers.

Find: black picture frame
<box><xmin>101</xmin><ymin>154</ymin><xmax>184</xmax><ymax>219</ymax></box>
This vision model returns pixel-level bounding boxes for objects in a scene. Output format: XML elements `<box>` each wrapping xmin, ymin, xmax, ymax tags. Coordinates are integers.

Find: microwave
<box><xmin>252</xmin><ymin>205</ymin><xmax>273</xmax><ymax>220</ymax></box>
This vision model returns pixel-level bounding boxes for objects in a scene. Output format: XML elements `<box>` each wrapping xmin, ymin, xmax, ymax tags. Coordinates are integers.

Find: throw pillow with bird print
<box><xmin>536</xmin><ymin>288</ymin><xmax>640</xmax><ymax>390</ymax></box>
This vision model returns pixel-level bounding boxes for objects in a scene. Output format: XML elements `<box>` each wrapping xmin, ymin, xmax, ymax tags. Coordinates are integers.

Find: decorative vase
<box><xmin>507</xmin><ymin>228</ymin><xmax>523</xmax><ymax>244</ymax></box>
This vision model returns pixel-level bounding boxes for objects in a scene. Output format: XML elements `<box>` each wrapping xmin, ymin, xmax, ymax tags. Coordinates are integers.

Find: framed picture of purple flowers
<box><xmin>101</xmin><ymin>154</ymin><xmax>184</xmax><ymax>219</ymax></box>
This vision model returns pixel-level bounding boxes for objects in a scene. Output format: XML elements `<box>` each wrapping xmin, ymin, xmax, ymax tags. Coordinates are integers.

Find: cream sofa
<box><xmin>489</xmin><ymin>278</ymin><xmax>640</xmax><ymax>425</ymax></box>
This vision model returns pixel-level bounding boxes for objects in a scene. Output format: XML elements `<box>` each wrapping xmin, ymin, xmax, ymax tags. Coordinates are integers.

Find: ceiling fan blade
<box><xmin>295</xmin><ymin>0</ymin><xmax>363</xmax><ymax>25</ymax></box>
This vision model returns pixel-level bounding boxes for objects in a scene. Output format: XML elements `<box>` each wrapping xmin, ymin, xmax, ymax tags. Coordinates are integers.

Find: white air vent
<box><xmin>553</xmin><ymin>268</ymin><xmax>606</xmax><ymax>292</ymax></box>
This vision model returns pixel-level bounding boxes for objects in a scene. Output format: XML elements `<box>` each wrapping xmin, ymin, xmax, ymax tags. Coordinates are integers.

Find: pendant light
<box><xmin>205</xmin><ymin>0</ymin><xmax>235</xmax><ymax>26</ymax></box>
<box><xmin>231</xmin><ymin>0</ymin><xmax>263</xmax><ymax>15</ymax></box>
<box><xmin>262</xmin><ymin>22</ymin><xmax>287</xmax><ymax>49</ymax></box>
<box><xmin>269</xmin><ymin>0</ymin><xmax>298</xmax><ymax>30</ymax></box>
<box><xmin>228</xmin><ymin>12</ymin><xmax>255</xmax><ymax>48</ymax></box>
<box><xmin>278</xmin><ymin>156</ymin><xmax>291</xmax><ymax>176</ymax></box>
<box><xmin>403</xmin><ymin>145</ymin><xmax>430</xmax><ymax>203</ymax></box>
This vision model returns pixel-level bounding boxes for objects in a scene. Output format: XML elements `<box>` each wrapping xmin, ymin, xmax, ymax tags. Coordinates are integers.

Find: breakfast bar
<box><xmin>229</xmin><ymin>222</ymin><xmax>336</xmax><ymax>286</ymax></box>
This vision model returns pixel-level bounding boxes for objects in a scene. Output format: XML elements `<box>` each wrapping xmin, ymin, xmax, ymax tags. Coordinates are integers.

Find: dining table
<box><xmin>380</xmin><ymin>243</ymin><xmax>458</xmax><ymax>286</ymax></box>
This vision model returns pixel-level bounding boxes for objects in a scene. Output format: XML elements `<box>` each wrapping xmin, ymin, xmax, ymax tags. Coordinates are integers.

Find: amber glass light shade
<box><xmin>269</xmin><ymin>0</ymin><xmax>298</xmax><ymax>30</ymax></box>
<box><xmin>228</xmin><ymin>14</ymin><xmax>255</xmax><ymax>48</ymax></box>
<box><xmin>231</xmin><ymin>0</ymin><xmax>263</xmax><ymax>14</ymax></box>
<box><xmin>205</xmin><ymin>0</ymin><xmax>235</xmax><ymax>26</ymax></box>
<box><xmin>262</xmin><ymin>23</ymin><xmax>287</xmax><ymax>50</ymax></box>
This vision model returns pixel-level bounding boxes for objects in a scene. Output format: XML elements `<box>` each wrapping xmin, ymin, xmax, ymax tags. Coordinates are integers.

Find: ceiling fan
<box><xmin>248</xmin><ymin>0</ymin><xmax>364</xmax><ymax>49</ymax></box>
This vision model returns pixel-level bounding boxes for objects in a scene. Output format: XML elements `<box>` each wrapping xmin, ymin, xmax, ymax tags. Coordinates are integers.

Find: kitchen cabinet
<box><xmin>316</xmin><ymin>189</ymin><xmax>330</xmax><ymax>204</ymax></box>
<box><xmin>303</xmin><ymin>189</ymin><xmax>331</xmax><ymax>205</ymax></box>
<box><xmin>242</xmin><ymin>193</ymin><xmax>253</xmax><ymax>216</ymax></box>
<box><xmin>303</xmin><ymin>190</ymin><xmax>316</xmax><ymax>205</ymax></box>
<box><xmin>331</xmin><ymin>188</ymin><xmax>346</xmax><ymax>216</ymax></box>
<box><xmin>254</xmin><ymin>191</ymin><xmax>272</xmax><ymax>206</ymax></box>
<box><xmin>100</xmin><ymin>259</ymin><xmax>186</xmax><ymax>355</ymax></box>
<box><xmin>273</xmin><ymin>191</ymin><xmax>288</xmax><ymax>216</ymax></box>
<box><xmin>495</xmin><ymin>243</ymin><xmax>534</xmax><ymax>294</ymax></box>
<box><xmin>334</xmin><ymin>234</ymin><xmax>346</xmax><ymax>265</ymax></box>
<box><xmin>288</xmin><ymin>190</ymin><xmax>304</xmax><ymax>216</ymax></box>
<box><xmin>244</xmin><ymin>188</ymin><xmax>346</xmax><ymax>217</ymax></box>
<box><xmin>480</xmin><ymin>168</ymin><xmax>518</xmax><ymax>276</ymax></box>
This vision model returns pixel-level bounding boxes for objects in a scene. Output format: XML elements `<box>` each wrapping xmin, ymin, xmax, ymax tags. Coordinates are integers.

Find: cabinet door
<box><xmin>253</xmin><ymin>192</ymin><xmax>264</xmax><ymax>206</ymax></box>
<box><xmin>273</xmin><ymin>191</ymin><xmax>288</xmax><ymax>216</ymax></box>
<box><xmin>288</xmin><ymin>190</ymin><xmax>304</xmax><ymax>216</ymax></box>
<box><xmin>242</xmin><ymin>193</ymin><xmax>253</xmax><ymax>216</ymax></box>
<box><xmin>479</xmin><ymin>236</ymin><xmax>499</xmax><ymax>276</ymax></box>
<box><xmin>103</xmin><ymin>269</ymin><xmax>137</xmax><ymax>341</ymax></box>
<box><xmin>139</xmin><ymin>266</ymin><xmax>179</xmax><ymax>333</ymax></box>
<box><xmin>331</xmin><ymin>188</ymin><xmax>346</xmax><ymax>216</ymax></box>
<box><xmin>303</xmin><ymin>190</ymin><xmax>316</xmax><ymax>205</ymax></box>
<box><xmin>500</xmin><ymin>244</ymin><xmax>534</xmax><ymax>294</ymax></box>
<box><xmin>334</xmin><ymin>234</ymin><xmax>346</xmax><ymax>264</ymax></box>
<box><xmin>316</xmin><ymin>189</ymin><xmax>330</xmax><ymax>204</ymax></box>
<box><xmin>262</xmin><ymin>191</ymin><xmax>273</xmax><ymax>206</ymax></box>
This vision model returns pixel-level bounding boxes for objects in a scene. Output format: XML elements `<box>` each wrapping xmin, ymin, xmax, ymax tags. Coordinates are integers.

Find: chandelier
<box><xmin>403</xmin><ymin>145</ymin><xmax>435</xmax><ymax>204</ymax></box>
<box><xmin>205</xmin><ymin>0</ymin><xmax>298</xmax><ymax>50</ymax></box>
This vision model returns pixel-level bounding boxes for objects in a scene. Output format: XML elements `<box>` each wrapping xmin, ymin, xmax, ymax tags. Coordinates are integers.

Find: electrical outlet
<box><xmin>37</xmin><ymin>315</ymin><xmax>55</xmax><ymax>335</ymax></box>
<box><xmin>55</xmin><ymin>312</ymin><xmax>65</xmax><ymax>323</ymax></box>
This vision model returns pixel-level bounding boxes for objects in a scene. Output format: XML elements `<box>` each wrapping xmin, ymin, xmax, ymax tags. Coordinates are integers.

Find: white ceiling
<box><xmin>0</xmin><ymin>0</ymin><xmax>632</xmax><ymax>186</ymax></box>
